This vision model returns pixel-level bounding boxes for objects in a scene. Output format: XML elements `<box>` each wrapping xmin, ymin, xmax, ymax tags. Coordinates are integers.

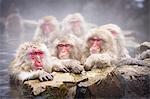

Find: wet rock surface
<box><xmin>20</xmin><ymin>62</ymin><xmax>150</xmax><ymax>99</ymax></box>
<box><xmin>22</xmin><ymin>72</ymin><xmax>88</xmax><ymax>98</ymax></box>
<box><xmin>75</xmin><ymin>65</ymin><xmax>150</xmax><ymax>98</ymax></box>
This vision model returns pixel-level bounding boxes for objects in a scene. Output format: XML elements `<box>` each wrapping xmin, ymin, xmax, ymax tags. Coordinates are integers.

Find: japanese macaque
<box><xmin>5</xmin><ymin>13</ymin><xmax>24</xmax><ymax>34</ymax></box>
<box><xmin>33</xmin><ymin>16</ymin><xmax>60</xmax><ymax>46</ymax></box>
<box><xmin>117</xmin><ymin>42</ymin><xmax>150</xmax><ymax>66</ymax></box>
<box><xmin>9</xmin><ymin>42</ymin><xmax>53</xmax><ymax>82</ymax></box>
<box><xmin>136</xmin><ymin>42</ymin><xmax>150</xmax><ymax>60</ymax></box>
<box><xmin>61</xmin><ymin>13</ymin><xmax>96</xmax><ymax>38</ymax></box>
<box><xmin>99</xmin><ymin>24</ymin><xmax>130</xmax><ymax>58</ymax></box>
<box><xmin>50</xmin><ymin>34</ymin><xmax>84</xmax><ymax>74</ymax></box>
<box><xmin>82</xmin><ymin>28</ymin><xmax>118</xmax><ymax>71</ymax></box>
<box><xmin>5</xmin><ymin>13</ymin><xmax>25</xmax><ymax>41</ymax></box>
<box><xmin>99</xmin><ymin>24</ymin><xmax>150</xmax><ymax>67</ymax></box>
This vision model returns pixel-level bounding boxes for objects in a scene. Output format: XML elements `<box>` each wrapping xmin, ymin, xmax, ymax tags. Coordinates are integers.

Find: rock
<box><xmin>22</xmin><ymin>72</ymin><xmax>88</xmax><ymax>98</ymax></box>
<box><xmin>76</xmin><ymin>65</ymin><xmax>150</xmax><ymax>98</ymax></box>
<box><xmin>18</xmin><ymin>64</ymin><xmax>150</xmax><ymax>98</ymax></box>
<box><xmin>111</xmin><ymin>65</ymin><xmax>150</xmax><ymax>98</ymax></box>
<box><xmin>137</xmin><ymin>42</ymin><xmax>150</xmax><ymax>54</ymax></box>
<box><xmin>75</xmin><ymin>66</ymin><xmax>122</xmax><ymax>98</ymax></box>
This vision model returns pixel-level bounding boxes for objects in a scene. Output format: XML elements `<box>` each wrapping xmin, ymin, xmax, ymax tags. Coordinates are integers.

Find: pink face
<box><xmin>57</xmin><ymin>43</ymin><xmax>73</xmax><ymax>59</ymax></box>
<box><xmin>70</xmin><ymin>20</ymin><xmax>81</xmax><ymax>29</ymax></box>
<box><xmin>88</xmin><ymin>36</ymin><xmax>103</xmax><ymax>54</ymax></box>
<box><xmin>29</xmin><ymin>48</ymin><xmax>44</xmax><ymax>70</ymax></box>
<box><xmin>41</xmin><ymin>21</ymin><xmax>54</xmax><ymax>34</ymax></box>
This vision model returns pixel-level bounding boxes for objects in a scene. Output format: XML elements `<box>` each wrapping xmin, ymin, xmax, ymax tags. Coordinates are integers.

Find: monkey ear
<box><xmin>111</xmin><ymin>31</ymin><xmax>118</xmax><ymax>36</ymax></box>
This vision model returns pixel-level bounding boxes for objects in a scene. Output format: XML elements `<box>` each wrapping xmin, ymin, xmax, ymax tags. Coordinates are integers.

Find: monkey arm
<box><xmin>18</xmin><ymin>70</ymin><xmax>40</xmax><ymax>81</ymax></box>
<box><xmin>117</xmin><ymin>57</ymin><xmax>150</xmax><ymax>67</ymax></box>
<box><xmin>9</xmin><ymin>62</ymin><xmax>52</xmax><ymax>82</ymax></box>
<box><xmin>119</xmin><ymin>48</ymin><xmax>131</xmax><ymax>58</ymax></box>
<box><xmin>84</xmin><ymin>53</ymin><xmax>116</xmax><ymax>70</ymax></box>
<box><xmin>84</xmin><ymin>54</ymin><xmax>97</xmax><ymax>71</ymax></box>
<box><xmin>60</xmin><ymin>59</ymin><xmax>84</xmax><ymax>74</ymax></box>
<box><xmin>50</xmin><ymin>57</ymin><xmax>70</xmax><ymax>73</ymax></box>
<box><xmin>60</xmin><ymin>59</ymin><xmax>80</xmax><ymax>67</ymax></box>
<box><xmin>18</xmin><ymin>69</ymin><xmax>53</xmax><ymax>82</ymax></box>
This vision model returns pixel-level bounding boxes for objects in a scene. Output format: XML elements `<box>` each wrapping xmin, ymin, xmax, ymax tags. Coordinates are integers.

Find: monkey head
<box><xmin>99</xmin><ymin>24</ymin><xmax>122</xmax><ymax>38</ymax></box>
<box><xmin>15</xmin><ymin>42</ymin><xmax>49</xmax><ymax>70</ymax></box>
<box><xmin>85</xmin><ymin>28</ymin><xmax>116</xmax><ymax>55</ymax></box>
<box><xmin>53</xmin><ymin>34</ymin><xmax>80</xmax><ymax>60</ymax></box>
<box><xmin>61</xmin><ymin>13</ymin><xmax>86</xmax><ymax>36</ymax></box>
<box><xmin>39</xmin><ymin>16</ymin><xmax>59</xmax><ymax>34</ymax></box>
<box><xmin>68</xmin><ymin>13</ymin><xmax>84</xmax><ymax>28</ymax></box>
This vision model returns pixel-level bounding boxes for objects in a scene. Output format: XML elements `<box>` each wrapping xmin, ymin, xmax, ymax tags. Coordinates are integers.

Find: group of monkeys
<box><xmin>9</xmin><ymin>13</ymin><xmax>149</xmax><ymax>82</ymax></box>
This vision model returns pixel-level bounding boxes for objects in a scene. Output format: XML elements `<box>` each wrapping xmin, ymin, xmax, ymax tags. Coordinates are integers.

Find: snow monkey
<box><xmin>33</xmin><ymin>16</ymin><xmax>60</xmax><ymax>46</ymax></box>
<box><xmin>5</xmin><ymin>13</ymin><xmax>25</xmax><ymax>41</ymax></box>
<box><xmin>117</xmin><ymin>42</ymin><xmax>150</xmax><ymax>66</ymax></box>
<box><xmin>9</xmin><ymin>42</ymin><xmax>53</xmax><ymax>82</ymax></box>
<box><xmin>99</xmin><ymin>24</ymin><xmax>150</xmax><ymax>67</ymax></box>
<box><xmin>99</xmin><ymin>24</ymin><xmax>130</xmax><ymax>58</ymax></box>
<box><xmin>136</xmin><ymin>42</ymin><xmax>150</xmax><ymax>60</ymax></box>
<box><xmin>82</xmin><ymin>28</ymin><xmax>118</xmax><ymax>71</ymax></box>
<box><xmin>50</xmin><ymin>34</ymin><xmax>84</xmax><ymax>74</ymax></box>
<box><xmin>61</xmin><ymin>13</ymin><xmax>88</xmax><ymax>38</ymax></box>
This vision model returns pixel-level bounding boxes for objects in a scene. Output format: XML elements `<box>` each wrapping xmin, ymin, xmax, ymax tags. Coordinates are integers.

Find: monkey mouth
<box><xmin>90</xmin><ymin>48</ymin><xmax>100</xmax><ymax>54</ymax></box>
<box><xmin>90</xmin><ymin>50</ymin><xmax>98</xmax><ymax>54</ymax></box>
<box><xmin>34</xmin><ymin>60</ymin><xmax>43</xmax><ymax>69</ymax></box>
<box><xmin>59</xmin><ymin>52</ymin><xmax>70</xmax><ymax>59</ymax></box>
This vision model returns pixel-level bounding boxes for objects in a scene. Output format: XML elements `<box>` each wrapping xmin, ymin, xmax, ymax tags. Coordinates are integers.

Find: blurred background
<box><xmin>0</xmin><ymin>0</ymin><xmax>149</xmax><ymax>98</ymax></box>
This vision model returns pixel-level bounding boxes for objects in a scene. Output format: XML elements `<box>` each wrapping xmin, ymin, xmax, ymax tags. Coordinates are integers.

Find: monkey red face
<box><xmin>88</xmin><ymin>36</ymin><xmax>103</xmax><ymax>54</ymax></box>
<box><xmin>41</xmin><ymin>21</ymin><xmax>54</xmax><ymax>34</ymax></box>
<box><xmin>57</xmin><ymin>43</ymin><xmax>73</xmax><ymax>59</ymax></box>
<box><xmin>29</xmin><ymin>49</ymin><xmax>44</xmax><ymax>70</ymax></box>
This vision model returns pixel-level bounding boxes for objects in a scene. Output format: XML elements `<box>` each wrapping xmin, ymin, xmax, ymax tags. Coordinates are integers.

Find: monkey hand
<box><xmin>38</xmin><ymin>70</ymin><xmax>53</xmax><ymax>82</ymax></box>
<box><xmin>70</xmin><ymin>64</ymin><xmax>84</xmax><ymax>74</ymax></box>
<box><xmin>84</xmin><ymin>55</ymin><xmax>95</xmax><ymax>71</ymax></box>
<box><xmin>52</xmin><ymin>63</ymin><xmax>70</xmax><ymax>73</ymax></box>
<box><xmin>60</xmin><ymin>59</ymin><xmax>83</xmax><ymax>73</ymax></box>
<box><xmin>95</xmin><ymin>54</ymin><xmax>112</xmax><ymax>68</ymax></box>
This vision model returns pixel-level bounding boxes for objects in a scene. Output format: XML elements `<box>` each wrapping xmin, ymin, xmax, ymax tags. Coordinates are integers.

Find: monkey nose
<box><xmin>36</xmin><ymin>55</ymin><xmax>41</xmax><ymax>59</ymax></box>
<box><xmin>62</xmin><ymin>48</ymin><xmax>67</xmax><ymax>52</ymax></box>
<box><xmin>92</xmin><ymin>44</ymin><xmax>98</xmax><ymax>48</ymax></box>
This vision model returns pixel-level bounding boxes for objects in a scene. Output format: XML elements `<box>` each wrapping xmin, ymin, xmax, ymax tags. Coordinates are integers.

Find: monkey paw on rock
<box><xmin>95</xmin><ymin>54</ymin><xmax>112</xmax><ymax>68</ymax></box>
<box><xmin>84</xmin><ymin>56</ymin><xmax>95</xmax><ymax>71</ymax></box>
<box><xmin>95</xmin><ymin>58</ymin><xmax>111</xmax><ymax>69</ymax></box>
<box><xmin>60</xmin><ymin>59</ymin><xmax>84</xmax><ymax>74</ymax></box>
<box><xmin>84</xmin><ymin>54</ymin><xmax>112</xmax><ymax>71</ymax></box>
<box><xmin>38</xmin><ymin>71</ymin><xmax>53</xmax><ymax>82</ymax></box>
<box><xmin>52</xmin><ymin>63</ymin><xmax>70</xmax><ymax>73</ymax></box>
<box><xmin>70</xmin><ymin>64</ymin><xmax>84</xmax><ymax>74</ymax></box>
